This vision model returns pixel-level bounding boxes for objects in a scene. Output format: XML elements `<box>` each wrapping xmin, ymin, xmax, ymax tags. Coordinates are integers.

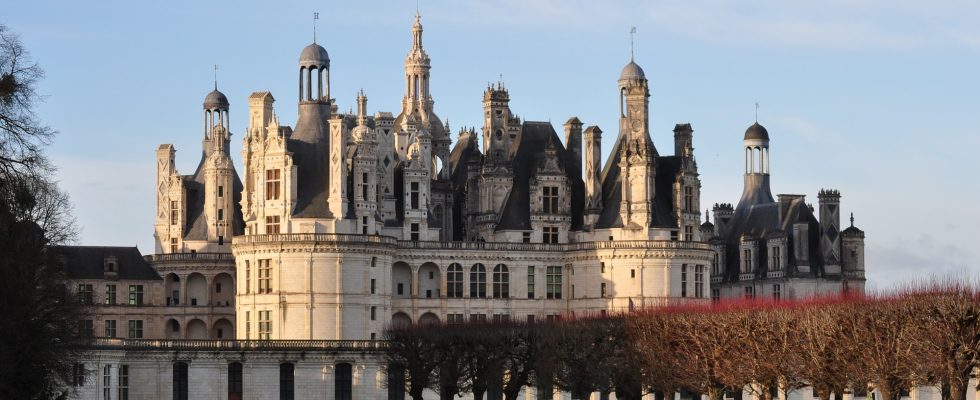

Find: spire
<box><xmin>705</xmin><ymin>209</ymin><xmax>710</xmax><ymax>223</ymax></box>
<box><xmin>213</xmin><ymin>64</ymin><xmax>218</xmax><ymax>90</ymax></box>
<box><xmin>850</xmin><ymin>212</ymin><xmax>854</xmax><ymax>228</ymax></box>
<box><xmin>356</xmin><ymin>89</ymin><xmax>368</xmax><ymax>126</ymax></box>
<box><xmin>412</xmin><ymin>12</ymin><xmax>423</xmax><ymax>50</ymax></box>
<box><xmin>629</xmin><ymin>26</ymin><xmax>637</xmax><ymax>61</ymax></box>
<box><xmin>313</xmin><ymin>12</ymin><xmax>319</xmax><ymax>44</ymax></box>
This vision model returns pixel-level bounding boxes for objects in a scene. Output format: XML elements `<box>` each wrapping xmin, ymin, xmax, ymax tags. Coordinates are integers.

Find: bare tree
<box><xmin>909</xmin><ymin>283</ymin><xmax>980</xmax><ymax>400</ymax></box>
<box><xmin>628</xmin><ymin>310</ymin><xmax>685</xmax><ymax>400</ymax></box>
<box><xmin>837</xmin><ymin>296</ymin><xmax>919</xmax><ymax>400</ymax></box>
<box><xmin>791</xmin><ymin>300</ymin><xmax>856</xmax><ymax>400</ymax></box>
<box><xmin>384</xmin><ymin>325</ymin><xmax>441</xmax><ymax>400</ymax></box>
<box><xmin>672</xmin><ymin>307</ymin><xmax>740</xmax><ymax>400</ymax></box>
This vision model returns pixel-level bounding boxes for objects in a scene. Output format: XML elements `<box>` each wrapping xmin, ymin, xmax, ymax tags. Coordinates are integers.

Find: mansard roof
<box><xmin>594</xmin><ymin>134</ymin><xmax>679</xmax><ymax>230</ymax></box>
<box><xmin>496</xmin><ymin>122</ymin><xmax>585</xmax><ymax>231</ymax></box>
<box><xmin>51</xmin><ymin>246</ymin><xmax>161</xmax><ymax>281</ymax></box>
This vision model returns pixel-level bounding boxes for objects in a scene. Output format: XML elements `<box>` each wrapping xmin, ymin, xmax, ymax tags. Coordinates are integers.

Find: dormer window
<box><xmin>542</xmin><ymin>186</ymin><xmax>559</xmax><ymax>213</ymax></box>
<box><xmin>104</xmin><ymin>256</ymin><xmax>118</xmax><ymax>277</ymax></box>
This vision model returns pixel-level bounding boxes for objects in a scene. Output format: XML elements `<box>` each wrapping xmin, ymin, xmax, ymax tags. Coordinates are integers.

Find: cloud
<box><xmin>866</xmin><ymin>234</ymin><xmax>980</xmax><ymax>290</ymax></box>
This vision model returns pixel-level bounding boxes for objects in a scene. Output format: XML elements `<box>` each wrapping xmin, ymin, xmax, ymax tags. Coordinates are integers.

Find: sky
<box><xmin>5</xmin><ymin>0</ymin><xmax>979</xmax><ymax>289</ymax></box>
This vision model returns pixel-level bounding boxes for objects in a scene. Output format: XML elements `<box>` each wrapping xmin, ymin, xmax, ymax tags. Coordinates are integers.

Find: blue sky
<box><xmin>5</xmin><ymin>0</ymin><xmax>979</xmax><ymax>288</ymax></box>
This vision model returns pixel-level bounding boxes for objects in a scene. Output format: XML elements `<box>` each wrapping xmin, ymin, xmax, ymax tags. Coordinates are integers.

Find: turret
<box><xmin>482</xmin><ymin>82</ymin><xmax>513</xmax><ymax>164</ymax></box>
<box><xmin>617</xmin><ymin>58</ymin><xmax>657</xmax><ymax>229</ymax></box>
<box><xmin>293</xmin><ymin>41</ymin><xmax>334</xmax><ymax>219</ymax></box>
<box><xmin>818</xmin><ymin>189</ymin><xmax>842</xmax><ymax>274</ymax></box>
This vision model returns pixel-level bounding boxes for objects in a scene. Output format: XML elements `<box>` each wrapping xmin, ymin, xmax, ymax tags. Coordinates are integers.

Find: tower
<box><xmin>736</xmin><ymin>122</ymin><xmax>775</xmax><ymax>209</ymax></box>
<box><xmin>674</xmin><ymin>123</ymin><xmax>700</xmax><ymax>240</ymax></box>
<box><xmin>818</xmin><ymin>189</ymin><xmax>842</xmax><ymax>274</ymax></box>
<box><xmin>350</xmin><ymin>91</ymin><xmax>379</xmax><ymax>235</ymax></box>
<box><xmin>201</xmin><ymin>88</ymin><xmax>236</xmax><ymax>248</ymax></box>
<box><xmin>583</xmin><ymin>125</ymin><xmax>603</xmax><ymax>229</ymax></box>
<box><xmin>617</xmin><ymin>59</ymin><xmax>657</xmax><ymax>229</ymax></box>
<box><xmin>482</xmin><ymin>82</ymin><xmax>513</xmax><ymax>165</ymax></box>
<box><xmin>293</xmin><ymin>41</ymin><xmax>335</xmax><ymax>220</ymax></box>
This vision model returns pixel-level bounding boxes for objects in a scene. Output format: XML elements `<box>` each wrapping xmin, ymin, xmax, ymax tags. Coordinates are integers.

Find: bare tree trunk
<box><xmin>707</xmin><ymin>387</ymin><xmax>725</xmax><ymax>400</ymax></box>
<box><xmin>949</xmin><ymin>380</ymin><xmax>969</xmax><ymax>400</ymax></box>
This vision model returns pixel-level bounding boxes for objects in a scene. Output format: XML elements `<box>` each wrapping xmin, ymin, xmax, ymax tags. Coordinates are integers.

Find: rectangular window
<box><xmin>362</xmin><ymin>173</ymin><xmax>369</xmax><ymax>200</ymax></box>
<box><xmin>527</xmin><ymin>266</ymin><xmax>535</xmax><ymax>299</ymax></box>
<box><xmin>245</xmin><ymin>311</ymin><xmax>251</xmax><ymax>340</ymax></box>
<box><xmin>469</xmin><ymin>314</ymin><xmax>487</xmax><ymax>323</ymax></box>
<box><xmin>631</xmin><ymin>269</ymin><xmax>636</xmax><ymax>278</ymax></box>
<box><xmin>684</xmin><ymin>186</ymin><xmax>694</xmax><ymax>212</ymax></box>
<box><xmin>104</xmin><ymin>319</ymin><xmax>117</xmax><ymax>338</ymax></box>
<box><xmin>601</xmin><ymin>262</ymin><xmax>605</xmax><ymax>274</ymax></box>
<box><xmin>218</xmin><ymin>185</ymin><xmax>224</xmax><ymax>198</ymax></box>
<box><xmin>410</xmin><ymin>182</ymin><xmax>420</xmax><ymax>209</ymax></box>
<box><xmin>773</xmin><ymin>284</ymin><xmax>782</xmax><ymax>300</ymax></box>
<box><xmin>542</xmin><ymin>226</ymin><xmax>558</xmax><ymax>244</ymax></box>
<box><xmin>128</xmin><ymin>285</ymin><xmax>143</xmax><ymax>306</ymax></box>
<box><xmin>527</xmin><ymin>315</ymin><xmax>535</xmax><ymax>324</ymax></box>
<box><xmin>684</xmin><ymin>225</ymin><xmax>693</xmax><ymax>241</ymax></box>
<box><xmin>410</xmin><ymin>223</ymin><xmax>420</xmax><ymax>241</ymax></box>
<box><xmin>601</xmin><ymin>282</ymin><xmax>607</xmax><ymax>298</ymax></box>
<box><xmin>78</xmin><ymin>319</ymin><xmax>94</xmax><ymax>337</ymax></box>
<box><xmin>118</xmin><ymin>365</ymin><xmax>129</xmax><ymax>400</ymax></box>
<box><xmin>217</xmin><ymin>208</ymin><xmax>224</xmax><ymax>221</ymax></box>
<box><xmin>265</xmin><ymin>169</ymin><xmax>281</xmax><ymax>200</ymax></box>
<box><xmin>170</xmin><ymin>201</ymin><xmax>178</xmax><ymax>225</ymax></box>
<box><xmin>245</xmin><ymin>260</ymin><xmax>251</xmax><ymax>294</ymax></box>
<box><xmin>265</xmin><ymin>215</ymin><xmax>281</xmax><ymax>234</ymax></box>
<box><xmin>103</xmin><ymin>365</ymin><xmax>112</xmax><ymax>399</ymax></box>
<box><xmin>78</xmin><ymin>284</ymin><xmax>93</xmax><ymax>305</ymax></box>
<box><xmin>542</xmin><ymin>186</ymin><xmax>559</xmax><ymax>213</ymax></box>
<box><xmin>744</xmin><ymin>286</ymin><xmax>755</xmax><ymax>299</ymax></box>
<box><xmin>771</xmin><ymin>246</ymin><xmax>781</xmax><ymax>270</ymax></box>
<box><xmin>397</xmin><ymin>283</ymin><xmax>404</xmax><ymax>296</ymax></box>
<box><xmin>681</xmin><ymin>265</ymin><xmax>688</xmax><ymax>298</ymax></box>
<box><xmin>711</xmin><ymin>288</ymin><xmax>721</xmax><ymax>303</ymax></box>
<box><xmin>370</xmin><ymin>278</ymin><xmax>376</xmax><ymax>294</ymax></box>
<box><xmin>170</xmin><ymin>237</ymin><xmax>178</xmax><ymax>252</ymax></box>
<box><xmin>258</xmin><ymin>259</ymin><xmax>272</xmax><ymax>294</ymax></box>
<box><xmin>127</xmin><ymin>320</ymin><xmax>143</xmax><ymax>338</ymax></box>
<box><xmin>695</xmin><ymin>265</ymin><xmax>705</xmax><ymax>298</ymax></box>
<box><xmin>173</xmin><ymin>362</ymin><xmax>189</xmax><ymax>400</ymax></box>
<box><xmin>492</xmin><ymin>314</ymin><xmax>510</xmax><ymax>323</ymax></box>
<box><xmin>259</xmin><ymin>310</ymin><xmax>272</xmax><ymax>340</ymax></box>
<box><xmin>522</xmin><ymin>232</ymin><xmax>530</xmax><ymax>243</ymax></box>
<box><xmin>72</xmin><ymin>363</ymin><xmax>85</xmax><ymax>387</ymax></box>
<box><xmin>447</xmin><ymin>313</ymin><xmax>464</xmax><ymax>324</ymax></box>
<box><xmin>371</xmin><ymin>306</ymin><xmax>377</xmax><ymax>321</ymax></box>
<box><xmin>743</xmin><ymin>249</ymin><xmax>752</xmax><ymax>273</ymax></box>
<box><xmin>546</xmin><ymin>266</ymin><xmax>562</xmax><ymax>299</ymax></box>
<box><xmin>280</xmin><ymin>363</ymin><xmax>295</xmax><ymax>400</ymax></box>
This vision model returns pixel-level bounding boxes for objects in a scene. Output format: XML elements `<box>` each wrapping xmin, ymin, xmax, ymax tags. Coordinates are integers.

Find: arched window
<box><xmin>470</xmin><ymin>264</ymin><xmax>486</xmax><ymax>298</ymax></box>
<box><xmin>173</xmin><ymin>362</ymin><xmax>189</xmax><ymax>400</ymax></box>
<box><xmin>228</xmin><ymin>362</ymin><xmax>243</xmax><ymax>400</ymax></box>
<box><xmin>447</xmin><ymin>264</ymin><xmax>463</xmax><ymax>298</ymax></box>
<box><xmin>279</xmin><ymin>363</ymin><xmax>294</xmax><ymax>400</ymax></box>
<box><xmin>335</xmin><ymin>363</ymin><xmax>353</xmax><ymax>400</ymax></box>
<box><xmin>492</xmin><ymin>264</ymin><xmax>509</xmax><ymax>298</ymax></box>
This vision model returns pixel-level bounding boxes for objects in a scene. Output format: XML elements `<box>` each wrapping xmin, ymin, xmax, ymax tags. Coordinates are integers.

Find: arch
<box><xmin>418</xmin><ymin>312</ymin><xmax>440</xmax><ymax>326</ymax></box>
<box><xmin>392</xmin><ymin>262</ymin><xmax>412</xmax><ymax>298</ymax></box>
<box><xmin>470</xmin><ymin>263</ymin><xmax>487</xmax><ymax>298</ymax></box>
<box><xmin>228</xmin><ymin>362</ymin><xmax>243</xmax><ymax>400</ymax></box>
<box><xmin>418</xmin><ymin>262</ymin><xmax>440</xmax><ymax>299</ymax></box>
<box><xmin>213</xmin><ymin>272</ymin><xmax>234</xmax><ymax>306</ymax></box>
<box><xmin>186</xmin><ymin>272</ymin><xmax>207</xmax><ymax>306</ymax></box>
<box><xmin>335</xmin><ymin>363</ymin><xmax>353</xmax><ymax>400</ymax></box>
<box><xmin>186</xmin><ymin>318</ymin><xmax>207</xmax><ymax>340</ymax></box>
<box><xmin>492</xmin><ymin>264</ymin><xmax>510</xmax><ymax>299</ymax></box>
<box><xmin>619</xmin><ymin>87</ymin><xmax>626</xmax><ymax>118</ymax></box>
<box><xmin>745</xmin><ymin>146</ymin><xmax>751</xmax><ymax>173</ymax></box>
<box><xmin>446</xmin><ymin>263</ymin><xmax>463</xmax><ymax>298</ymax></box>
<box><xmin>165</xmin><ymin>273</ymin><xmax>181</xmax><ymax>306</ymax></box>
<box><xmin>212</xmin><ymin>318</ymin><xmax>234</xmax><ymax>339</ymax></box>
<box><xmin>166</xmin><ymin>319</ymin><xmax>181</xmax><ymax>339</ymax></box>
<box><xmin>391</xmin><ymin>312</ymin><xmax>412</xmax><ymax>328</ymax></box>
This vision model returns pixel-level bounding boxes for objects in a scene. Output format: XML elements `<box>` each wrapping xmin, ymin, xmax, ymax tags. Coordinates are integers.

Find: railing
<box><xmin>739</xmin><ymin>273</ymin><xmax>756</xmax><ymax>281</ymax></box>
<box><xmin>145</xmin><ymin>253</ymin><xmax>236</xmax><ymax>262</ymax></box>
<box><xmin>82</xmin><ymin>338</ymin><xmax>387</xmax><ymax>351</ymax></box>
<box><xmin>233</xmin><ymin>233</ymin><xmax>398</xmax><ymax>245</ymax></box>
<box><xmin>767</xmin><ymin>271</ymin><xmax>785</xmax><ymax>279</ymax></box>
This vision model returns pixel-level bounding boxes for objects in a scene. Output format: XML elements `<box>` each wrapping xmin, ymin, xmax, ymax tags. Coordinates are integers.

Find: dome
<box><xmin>619</xmin><ymin>60</ymin><xmax>645</xmax><ymax>81</ymax></box>
<box><xmin>203</xmin><ymin>89</ymin><xmax>229</xmax><ymax>110</ymax></box>
<box><xmin>744</xmin><ymin>122</ymin><xmax>769</xmax><ymax>141</ymax></box>
<box><xmin>299</xmin><ymin>43</ymin><xmax>330</xmax><ymax>66</ymax></box>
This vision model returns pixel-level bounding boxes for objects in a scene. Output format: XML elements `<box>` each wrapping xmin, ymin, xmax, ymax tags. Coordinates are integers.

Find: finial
<box><xmin>755</xmin><ymin>102</ymin><xmax>759</xmax><ymax>123</ymax></box>
<box><xmin>213</xmin><ymin>64</ymin><xmax>218</xmax><ymax>90</ymax></box>
<box><xmin>629</xmin><ymin>26</ymin><xmax>637</xmax><ymax>61</ymax></box>
<box><xmin>705</xmin><ymin>210</ymin><xmax>710</xmax><ymax>223</ymax></box>
<box><xmin>313</xmin><ymin>12</ymin><xmax>319</xmax><ymax>43</ymax></box>
<box><xmin>850</xmin><ymin>212</ymin><xmax>854</xmax><ymax>228</ymax></box>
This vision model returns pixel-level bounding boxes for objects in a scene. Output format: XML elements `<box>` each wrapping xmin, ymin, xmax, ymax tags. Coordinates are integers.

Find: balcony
<box><xmin>81</xmin><ymin>338</ymin><xmax>386</xmax><ymax>351</ymax></box>
<box><xmin>766</xmin><ymin>271</ymin><xmax>785</xmax><ymax>279</ymax></box>
<box><xmin>739</xmin><ymin>273</ymin><xmax>755</xmax><ymax>281</ymax></box>
<box><xmin>145</xmin><ymin>252</ymin><xmax>236</xmax><ymax>263</ymax></box>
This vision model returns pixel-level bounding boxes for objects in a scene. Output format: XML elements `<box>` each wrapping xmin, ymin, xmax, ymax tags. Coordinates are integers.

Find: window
<box><xmin>218</xmin><ymin>235</ymin><xmax>224</xmax><ymax>246</ymax></box>
<box><xmin>170</xmin><ymin>237</ymin><xmax>178</xmax><ymax>252</ymax></box>
<box><xmin>362</xmin><ymin>173</ymin><xmax>369</xmax><ymax>200</ymax></box>
<box><xmin>371</xmin><ymin>257</ymin><xmax>377</xmax><ymax>267</ymax></box>
<box><xmin>773</xmin><ymin>284</ymin><xmax>782</xmax><ymax>300</ymax></box>
<box><xmin>470</xmin><ymin>314</ymin><xmax>487</xmax><ymax>323</ymax></box>
<box><xmin>522</xmin><ymin>232</ymin><xmax>530</xmax><ymax>243</ymax></box>
<box><xmin>527</xmin><ymin>315</ymin><xmax>536</xmax><ymax>324</ymax></box>
<box><xmin>711</xmin><ymin>288</ymin><xmax>721</xmax><ymax>303</ymax></box>
<box><xmin>600</xmin><ymin>262</ymin><xmax>605</xmax><ymax>274</ymax></box>
<box><xmin>217</xmin><ymin>208</ymin><xmax>224</xmax><ymax>221</ymax></box>
<box><xmin>744</xmin><ymin>286</ymin><xmax>755</xmax><ymax>299</ymax></box>
<box><xmin>215</xmin><ymin>283</ymin><xmax>222</xmax><ymax>294</ymax></box>
<box><xmin>546</xmin><ymin>266</ymin><xmax>562</xmax><ymax>299</ymax></box>
<box><xmin>527</xmin><ymin>266</ymin><xmax>535</xmax><ymax>299</ymax></box>
<box><xmin>173</xmin><ymin>362</ymin><xmax>189</xmax><ymax>400</ymax></box>
<box><xmin>447</xmin><ymin>264</ymin><xmax>463</xmax><ymax>298</ymax></box>
<box><xmin>280</xmin><ymin>363</ymin><xmax>296</xmax><ymax>398</ymax></box>
<box><xmin>335</xmin><ymin>363</ymin><xmax>353</xmax><ymax>400</ymax></box>
<box><xmin>684</xmin><ymin>186</ymin><xmax>694</xmax><ymax>212</ymax></box>
<box><xmin>78</xmin><ymin>284</ymin><xmax>93</xmax><ymax>305</ymax></box>
<box><xmin>228</xmin><ymin>362</ymin><xmax>243</xmax><ymax>400</ymax></box>
<box><xmin>127</xmin><ymin>320</ymin><xmax>143</xmax><ymax>338</ymax></box>
<box><xmin>601</xmin><ymin>282</ymin><xmax>607</xmax><ymax>298</ymax></box>
<box><xmin>72</xmin><ymin>363</ymin><xmax>86</xmax><ymax>387</ymax></box>
<box><xmin>128</xmin><ymin>285</ymin><xmax>144</xmax><ymax>306</ymax></box>
<box><xmin>470</xmin><ymin>264</ymin><xmax>487</xmax><ymax>298</ymax></box>
<box><xmin>571</xmin><ymin>284</ymin><xmax>575</xmax><ymax>299</ymax></box>
<box><xmin>543</xmin><ymin>226</ymin><xmax>558</xmax><ymax>244</ymax></box>
<box><xmin>78</xmin><ymin>319</ymin><xmax>94</xmax><ymax>337</ymax></box>
<box><xmin>410</xmin><ymin>223</ymin><xmax>420</xmax><ymax>241</ymax></box>
<box><xmin>492</xmin><ymin>264</ymin><xmax>509</xmax><ymax>298</ymax></box>
<box><xmin>684</xmin><ymin>225</ymin><xmax>693</xmax><ymax>241</ymax></box>
<box><xmin>170</xmin><ymin>201</ymin><xmax>179</xmax><ymax>225</ymax></box>
<box><xmin>493</xmin><ymin>314</ymin><xmax>510</xmax><ymax>323</ymax></box>
<box><xmin>771</xmin><ymin>246</ymin><xmax>781</xmax><ymax>271</ymax></box>
<box><xmin>388</xmin><ymin>365</ymin><xmax>407</xmax><ymax>400</ymax></box>
<box><xmin>397</xmin><ymin>283</ymin><xmax>404</xmax><ymax>296</ymax></box>
<box><xmin>371</xmin><ymin>306</ymin><xmax>377</xmax><ymax>321</ymax></box>
<box><xmin>712</xmin><ymin>252</ymin><xmax>720</xmax><ymax>276</ymax></box>
<box><xmin>410</xmin><ymin>182</ymin><xmax>420</xmax><ymax>209</ymax></box>
<box><xmin>245</xmin><ymin>260</ymin><xmax>251</xmax><ymax>294</ymax></box>
<box><xmin>118</xmin><ymin>365</ymin><xmax>129</xmax><ymax>400</ymax></box>
<box><xmin>245</xmin><ymin>311</ymin><xmax>251</xmax><ymax>340</ymax></box>
<box><xmin>265</xmin><ymin>216</ymin><xmax>281</xmax><ymax>234</ymax></box>
<box><xmin>104</xmin><ymin>284</ymin><xmax>116</xmax><ymax>305</ymax></box>
<box><xmin>681</xmin><ymin>265</ymin><xmax>688</xmax><ymax>298</ymax></box>
<box><xmin>370</xmin><ymin>278</ymin><xmax>377</xmax><ymax>294</ymax></box>
<box><xmin>542</xmin><ymin>186</ymin><xmax>559</xmax><ymax>213</ymax></box>
<box><xmin>671</xmin><ymin>231</ymin><xmax>679</xmax><ymax>241</ymax></box>
<box><xmin>447</xmin><ymin>314</ymin><xmax>464</xmax><ymax>324</ymax></box>
<box><xmin>218</xmin><ymin>185</ymin><xmax>224</xmax><ymax>198</ymax></box>
<box><xmin>104</xmin><ymin>320</ymin><xmax>117</xmax><ymax>338</ymax></box>
<box><xmin>362</xmin><ymin>216</ymin><xmax>369</xmax><ymax>234</ymax></box>
<box><xmin>631</xmin><ymin>269</ymin><xmax>636</xmax><ymax>278</ymax></box>
<box><xmin>742</xmin><ymin>249</ymin><xmax>752</xmax><ymax>273</ymax></box>
<box><xmin>258</xmin><ymin>259</ymin><xmax>272</xmax><ymax>294</ymax></box>
<box><xmin>259</xmin><ymin>311</ymin><xmax>271</xmax><ymax>340</ymax></box>
<box><xmin>265</xmin><ymin>169</ymin><xmax>281</xmax><ymax>200</ymax></box>
<box><xmin>695</xmin><ymin>265</ymin><xmax>705</xmax><ymax>298</ymax></box>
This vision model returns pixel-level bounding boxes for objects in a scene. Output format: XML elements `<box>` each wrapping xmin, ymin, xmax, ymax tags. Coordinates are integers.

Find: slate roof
<box><xmin>50</xmin><ymin>246</ymin><xmax>161</xmax><ymax>281</ymax></box>
<box><xmin>181</xmin><ymin>146</ymin><xmax>245</xmax><ymax>241</ymax></box>
<box><xmin>289</xmin><ymin>103</ymin><xmax>334</xmax><ymax>218</ymax></box>
<box><xmin>594</xmin><ymin>134</ymin><xmax>678</xmax><ymax>230</ymax></box>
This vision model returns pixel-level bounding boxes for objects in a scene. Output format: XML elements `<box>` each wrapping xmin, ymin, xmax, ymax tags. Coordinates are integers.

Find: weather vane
<box><xmin>313</xmin><ymin>12</ymin><xmax>319</xmax><ymax>43</ymax></box>
<box><xmin>630</xmin><ymin>26</ymin><xmax>637</xmax><ymax>60</ymax></box>
<box><xmin>755</xmin><ymin>102</ymin><xmax>759</xmax><ymax>122</ymax></box>
<box><xmin>213</xmin><ymin>64</ymin><xmax>218</xmax><ymax>90</ymax></box>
